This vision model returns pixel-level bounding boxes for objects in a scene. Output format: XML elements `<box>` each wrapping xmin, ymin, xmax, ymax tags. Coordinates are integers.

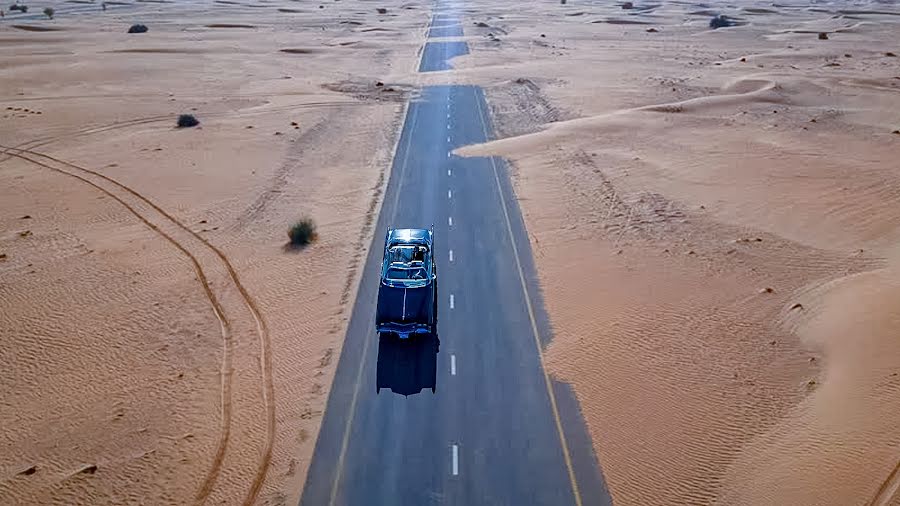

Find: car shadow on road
<box><xmin>376</xmin><ymin>332</ymin><xmax>439</xmax><ymax>396</ymax></box>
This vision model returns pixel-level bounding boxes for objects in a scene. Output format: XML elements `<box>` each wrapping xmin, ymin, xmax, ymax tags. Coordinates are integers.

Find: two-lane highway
<box><xmin>300</xmin><ymin>8</ymin><xmax>612</xmax><ymax>506</ymax></box>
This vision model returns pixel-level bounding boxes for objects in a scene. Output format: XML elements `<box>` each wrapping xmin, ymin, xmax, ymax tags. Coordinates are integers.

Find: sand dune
<box><xmin>204</xmin><ymin>23</ymin><xmax>257</xmax><ymax>28</ymax></box>
<box><xmin>11</xmin><ymin>25</ymin><xmax>67</xmax><ymax>32</ymax></box>
<box><xmin>0</xmin><ymin>36</ymin><xmax>73</xmax><ymax>45</ymax></box>
<box><xmin>743</xmin><ymin>7</ymin><xmax>779</xmax><ymax>14</ymax></box>
<box><xmin>593</xmin><ymin>18</ymin><xmax>654</xmax><ymax>25</ymax></box>
<box><xmin>718</xmin><ymin>256</ymin><xmax>900</xmax><ymax>505</ymax></box>
<box><xmin>105</xmin><ymin>48</ymin><xmax>209</xmax><ymax>54</ymax></box>
<box><xmin>279</xmin><ymin>48</ymin><xmax>318</xmax><ymax>54</ymax></box>
<box><xmin>457</xmin><ymin>77</ymin><xmax>783</xmax><ymax>153</ymax></box>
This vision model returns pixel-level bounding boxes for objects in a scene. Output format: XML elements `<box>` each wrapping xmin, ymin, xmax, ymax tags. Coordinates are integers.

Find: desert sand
<box><xmin>454</xmin><ymin>0</ymin><xmax>900</xmax><ymax>504</ymax></box>
<box><xmin>3</xmin><ymin>0</ymin><xmax>900</xmax><ymax>504</ymax></box>
<box><xmin>0</xmin><ymin>0</ymin><xmax>428</xmax><ymax>504</ymax></box>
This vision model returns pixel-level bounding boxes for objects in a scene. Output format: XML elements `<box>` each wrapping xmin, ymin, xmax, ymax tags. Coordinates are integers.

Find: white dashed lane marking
<box><xmin>449</xmin><ymin>249</ymin><xmax>453</xmax><ymax>262</ymax></box>
<box><xmin>451</xmin><ymin>354</ymin><xmax>456</xmax><ymax>375</ymax></box>
<box><xmin>451</xmin><ymin>444</ymin><xmax>459</xmax><ymax>476</ymax></box>
<box><xmin>448</xmin><ymin>189</ymin><xmax>452</xmax><ymax>199</ymax></box>
<box><xmin>449</xmin><ymin>294</ymin><xmax>455</xmax><ymax>309</ymax></box>
<box><xmin>448</xmin><ymin>216</ymin><xmax>453</xmax><ymax>227</ymax></box>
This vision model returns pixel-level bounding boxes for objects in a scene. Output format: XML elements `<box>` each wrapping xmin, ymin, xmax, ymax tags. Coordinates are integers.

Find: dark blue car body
<box><xmin>375</xmin><ymin>228</ymin><xmax>437</xmax><ymax>339</ymax></box>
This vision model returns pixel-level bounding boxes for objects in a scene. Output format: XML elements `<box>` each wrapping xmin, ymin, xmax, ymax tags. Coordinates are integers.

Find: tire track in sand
<box><xmin>0</xmin><ymin>115</ymin><xmax>173</xmax><ymax>164</ymax></box>
<box><xmin>0</xmin><ymin>144</ymin><xmax>235</xmax><ymax>503</ymax></box>
<box><xmin>0</xmin><ymin>145</ymin><xmax>276</xmax><ymax>506</ymax></box>
<box><xmin>868</xmin><ymin>459</ymin><xmax>900</xmax><ymax>506</ymax></box>
<box><xmin>1</xmin><ymin>99</ymin><xmax>357</xmax><ymax>164</ymax></box>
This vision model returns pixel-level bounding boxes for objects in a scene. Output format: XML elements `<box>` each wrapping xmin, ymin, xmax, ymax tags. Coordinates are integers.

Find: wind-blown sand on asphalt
<box><xmin>0</xmin><ymin>1</ymin><xmax>427</xmax><ymax>504</ymax></box>
<box><xmin>453</xmin><ymin>0</ymin><xmax>900</xmax><ymax>504</ymax></box>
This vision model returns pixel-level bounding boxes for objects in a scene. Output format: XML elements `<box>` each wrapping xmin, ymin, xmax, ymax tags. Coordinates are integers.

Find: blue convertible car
<box><xmin>375</xmin><ymin>227</ymin><xmax>437</xmax><ymax>339</ymax></box>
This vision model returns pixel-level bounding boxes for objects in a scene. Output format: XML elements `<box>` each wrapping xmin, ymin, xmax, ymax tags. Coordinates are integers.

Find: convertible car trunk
<box><xmin>376</xmin><ymin>283</ymin><xmax>434</xmax><ymax>326</ymax></box>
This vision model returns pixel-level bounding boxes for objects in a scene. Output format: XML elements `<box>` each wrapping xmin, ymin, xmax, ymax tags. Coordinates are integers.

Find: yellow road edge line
<box><xmin>326</xmin><ymin>14</ymin><xmax>432</xmax><ymax>505</ymax></box>
<box><xmin>473</xmin><ymin>91</ymin><xmax>585</xmax><ymax>506</ymax></box>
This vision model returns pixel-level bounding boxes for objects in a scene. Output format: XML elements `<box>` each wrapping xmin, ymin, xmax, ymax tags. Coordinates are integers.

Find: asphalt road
<box><xmin>300</xmin><ymin>10</ymin><xmax>612</xmax><ymax>506</ymax></box>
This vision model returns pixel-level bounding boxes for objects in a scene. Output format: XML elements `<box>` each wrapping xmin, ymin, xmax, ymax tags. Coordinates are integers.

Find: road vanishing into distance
<box><xmin>301</xmin><ymin>4</ymin><xmax>613</xmax><ymax>505</ymax></box>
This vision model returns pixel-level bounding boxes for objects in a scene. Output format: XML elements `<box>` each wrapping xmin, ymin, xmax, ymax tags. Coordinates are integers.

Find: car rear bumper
<box><xmin>377</xmin><ymin>322</ymin><xmax>432</xmax><ymax>339</ymax></box>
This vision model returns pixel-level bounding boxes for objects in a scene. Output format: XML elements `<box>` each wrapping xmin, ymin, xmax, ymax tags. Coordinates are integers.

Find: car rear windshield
<box><xmin>386</xmin><ymin>266</ymin><xmax>427</xmax><ymax>281</ymax></box>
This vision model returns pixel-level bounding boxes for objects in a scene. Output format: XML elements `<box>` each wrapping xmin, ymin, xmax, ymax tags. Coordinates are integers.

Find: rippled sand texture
<box><xmin>0</xmin><ymin>1</ymin><xmax>427</xmax><ymax>504</ymax></box>
<box><xmin>454</xmin><ymin>0</ymin><xmax>900</xmax><ymax>504</ymax></box>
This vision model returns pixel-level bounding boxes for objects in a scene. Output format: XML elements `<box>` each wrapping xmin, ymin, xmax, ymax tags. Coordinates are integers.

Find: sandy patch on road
<box><xmin>0</xmin><ymin>1</ymin><xmax>426</xmax><ymax>504</ymax></box>
<box><xmin>455</xmin><ymin>0</ymin><xmax>900</xmax><ymax>504</ymax></box>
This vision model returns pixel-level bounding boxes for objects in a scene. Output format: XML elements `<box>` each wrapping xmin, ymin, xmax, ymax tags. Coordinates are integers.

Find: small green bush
<box><xmin>288</xmin><ymin>218</ymin><xmax>317</xmax><ymax>247</ymax></box>
<box><xmin>709</xmin><ymin>15</ymin><xmax>733</xmax><ymax>29</ymax></box>
<box><xmin>177</xmin><ymin>114</ymin><xmax>199</xmax><ymax>128</ymax></box>
<box><xmin>43</xmin><ymin>6</ymin><xmax>53</xmax><ymax>18</ymax></box>
<box><xmin>128</xmin><ymin>23</ymin><xmax>149</xmax><ymax>33</ymax></box>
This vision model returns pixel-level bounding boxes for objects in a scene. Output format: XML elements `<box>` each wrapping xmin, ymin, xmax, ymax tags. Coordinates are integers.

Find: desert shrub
<box><xmin>9</xmin><ymin>3</ymin><xmax>28</xmax><ymax>12</ymax></box>
<box><xmin>128</xmin><ymin>23</ymin><xmax>148</xmax><ymax>33</ymax></box>
<box><xmin>176</xmin><ymin>114</ymin><xmax>199</xmax><ymax>128</ymax></box>
<box><xmin>43</xmin><ymin>6</ymin><xmax>53</xmax><ymax>18</ymax></box>
<box><xmin>709</xmin><ymin>15</ymin><xmax>732</xmax><ymax>29</ymax></box>
<box><xmin>288</xmin><ymin>218</ymin><xmax>317</xmax><ymax>247</ymax></box>
<box><xmin>376</xmin><ymin>7</ymin><xmax>387</xmax><ymax>13</ymax></box>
